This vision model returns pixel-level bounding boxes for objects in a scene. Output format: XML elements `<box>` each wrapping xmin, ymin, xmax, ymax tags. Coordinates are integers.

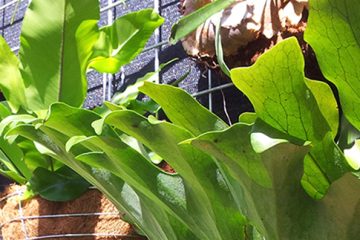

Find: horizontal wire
<box><xmin>28</xmin><ymin>233</ymin><xmax>141</xmax><ymax>240</ymax></box>
<box><xmin>100</xmin><ymin>0</ymin><xmax>126</xmax><ymax>13</ymax></box>
<box><xmin>1</xmin><ymin>0</ymin><xmax>234</xmax><ymax>116</ymax></box>
<box><xmin>0</xmin><ymin>212</ymin><xmax>120</xmax><ymax>229</ymax></box>
<box><xmin>0</xmin><ymin>190</ymin><xmax>22</xmax><ymax>203</ymax></box>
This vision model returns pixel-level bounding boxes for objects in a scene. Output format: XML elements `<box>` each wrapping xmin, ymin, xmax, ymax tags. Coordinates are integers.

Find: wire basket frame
<box><xmin>0</xmin><ymin>186</ymin><xmax>143</xmax><ymax>240</ymax></box>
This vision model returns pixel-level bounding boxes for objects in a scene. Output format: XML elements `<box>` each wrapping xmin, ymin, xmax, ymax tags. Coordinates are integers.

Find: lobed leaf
<box><xmin>305</xmin><ymin>0</ymin><xmax>360</xmax><ymax>131</ymax></box>
<box><xmin>189</xmin><ymin>124</ymin><xmax>360</xmax><ymax>240</ymax></box>
<box><xmin>230</xmin><ymin>37</ymin><xmax>350</xmax><ymax>198</ymax></box>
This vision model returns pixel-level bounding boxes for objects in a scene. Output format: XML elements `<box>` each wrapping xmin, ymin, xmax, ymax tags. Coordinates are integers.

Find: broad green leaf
<box><xmin>28</xmin><ymin>166</ymin><xmax>90</xmax><ymax>201</ymax></box>
<box><xmin>231</xmin><ymin>38</ymin><xmax>332</xmax><ymax>142</ymax></box>
<box><xmin>140</xmin><ymin>82</ymin><xmax>228</xmax><ymax>136</ymax></box>
<box><xmin>301</xmin><ymin>132</ymin><xmax>350</xmax><ymax>199</ymax></box>
<box><xmin>189</xmin><ymin>124</ymin><xmax>360</xmax><ymax>240</ymax></box>
<box><xmin>70</xmin><ymin>136</ymin><xmax>203</xmax><ymax>237</ymax></box>
<box><xmin>77</xmin><ymin>152</ymin><xmax>198</xmax><ymax>240</ymax></box>
<box><xmin>0</xmin><ymin>114</ymin><xmax>36</xmax><ymax>136</ymax></box>
<box><xmin>170</xmin><ymin>0</ymin><xmax>236</xmax><ymax>44</ymax></box>
<box><xmin>0</xmin><ymin>137</ymin><xmax>31</xmax><ymax>181</ymax></box>
<box><xmin>230</xmin><ymin>37</ymin><xmax>349</xmax><ymax>198</ymax></box>
<box><xmin>305</xmin><ymin>78</ymin><xmax>338</xmax><ymax>136</ymax></box>
<box><xmin>8</xmin><ymin>123</ymin><xmax>195</xmax><ymax>240</ymax></box>
<box><xmin>0</xmin><ymin>36</ymin><xmax>27</xmax><ymax>112</ymax></box>
<box><xmin>45</xmin><ymin>103</ymin><xmax>100</xmax><ymax>136</ymax></box>
<box><xmin>68</xmin><ymin>135</ymin><xmax>188</xmax><ymax>211</ymax></box>
<box><xmin>0</xmin><ymin>102</ymin><xmax>11</xmax><ymax>120</ymax></box>
<box><xmin>104</xmin><ymin>110</ymin><xmax>246</xmax><ymax>240</ymax></box>
<box><xmin>19</xmin><ymin>0</ymin><xmax>99</xmax><ymax>113</ymax></box>
<box><xmin>88</xmin><ymin>9</ymin><xmax>164</xmax><ymax>73</ymax></box>
<box><xmin>304</xmin><ymin>0</ymin><xmax>360</xmax><ymax>130</ymax></box>
<box><xmin>75</xmin><ymin>19</ymin><xmax>100</xmax><ymax>93</ymax></box>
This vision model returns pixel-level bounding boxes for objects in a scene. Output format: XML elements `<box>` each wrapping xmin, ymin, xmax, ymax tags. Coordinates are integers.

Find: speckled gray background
<box><xmin>0</xmin><ymin>0</ymin><xmax>251</xmax><ymax>124</ymax></box>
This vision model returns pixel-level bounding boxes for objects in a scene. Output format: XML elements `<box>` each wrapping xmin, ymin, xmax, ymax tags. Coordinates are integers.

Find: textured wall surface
<box><xmin>0</xmin><ymin>0</ymin><xmax>251</xmax><ymax>124</ymax></box>
<box><xmin>0</xmin><ymin>0</ymin><xmax>253</xmax><ymax>190</ymax></box>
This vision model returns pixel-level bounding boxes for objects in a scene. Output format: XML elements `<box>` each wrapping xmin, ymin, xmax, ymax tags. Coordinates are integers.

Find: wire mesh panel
<box><xmin>0</xmin><ymin>0</ymin><xmax>253</xmax><ymax>239</ymax></box>
<box><xmin>0</xmin><ymin>0</ymin><xmax>251</xmax><ymax>122</ymax></box>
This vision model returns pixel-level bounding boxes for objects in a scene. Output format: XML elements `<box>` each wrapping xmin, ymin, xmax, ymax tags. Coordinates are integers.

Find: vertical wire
<box><xmin>153</xmin><ymin>0</ymin><xmax>160</xmax><ymax>84</ymax></box>
<box><xmin>208</xmin><ymin>69</ymin><xmax>213</xmax><ymax>111</ymax></box>
<box><xmin>106</xmin><ymin>0</ymin><xmax>114</xmax><ymax>101</ymax></box>
<box><xmin>103</xmin><ymin>0</ymin><xmax>114</xmax><ymax>102</ymax></box>
<box><xmin>102</xmin><ymin>75</ymin><xmax>107</xmax><ymax>102</ymax></box>
<box><xmin>17</xmin><ymin>192</ymin><xmax>29</xmax><ymax>240</ymax></box>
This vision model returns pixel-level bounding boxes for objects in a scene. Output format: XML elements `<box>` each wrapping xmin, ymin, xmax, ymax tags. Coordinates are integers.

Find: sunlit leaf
<box><xmin>305</xmin><ymin>0</ymin><xmax>360</xmax><ymax>131</ymax></box>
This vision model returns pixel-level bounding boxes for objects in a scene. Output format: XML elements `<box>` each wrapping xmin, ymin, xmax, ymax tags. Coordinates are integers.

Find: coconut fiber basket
<box><xmin>0</xmin><ymin>185</ymin><xmax>145</xmax><ymax>240</ymax></box>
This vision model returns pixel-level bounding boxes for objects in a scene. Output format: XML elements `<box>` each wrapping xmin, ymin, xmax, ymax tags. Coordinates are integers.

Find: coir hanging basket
<box><xmin>0</xmin><ymin>185</ymin><xmax>145</xmax><ymax>240</ymax></box>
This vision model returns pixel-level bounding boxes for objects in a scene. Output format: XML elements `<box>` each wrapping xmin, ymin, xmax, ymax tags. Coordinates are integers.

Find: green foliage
<box><xmin>0</xmin><ymin>0</ymin><xmax>359</xmax><ymax>239</ymax></box>
<box><xmin>25</xmin><ymin>166</ymin><xmax>90</xmax><ymax>201</ymax></box>
<box><xmin>87</xmin><ymin>9</ymin><xmax>164</xmax><ymax>73</ymax></box>
<box><xmin>305</xmin><ymin>0</ymin><xmax>360</xmax><ymax>130</ymax></box>
<box><xmin>0</xmin><ymin>37</ymin><xmax>27</xmax><ymax>112</ymax></box>
<box><xmin>170</xmin><ymin>0</ymin><xmax>236</xmax><ymax>44</ymax></box>
<box><xmin>0</xmin><ymin>0</ymin><xmax>163</xmax><ymax>202</ymax></box>
<box><xmin>189</xmin><ymin>124</ymin><xmax>360</xmax><ymax>239</ymax></box>
<box><xmin>19</xmin><ymin>0</ymin><xmax>99</xmax><ymax>114</ymax></box>
<box><xmin>231</xmin><ymin>38</ymin><xmax>351</xmax><ymax>199</ymax></box>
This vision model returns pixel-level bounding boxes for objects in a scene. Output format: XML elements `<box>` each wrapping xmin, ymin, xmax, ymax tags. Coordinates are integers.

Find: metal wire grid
<box><xmin>0</xmin><ymin>189</ymin><xmax>141</xmax><ymax>240</ymax></box>
<box><xmin>0</xmin><ymin>0</ymin><xmax>237</xmax><ymax>239</ymax></box>
<box><xmin>1</xmin><ymin>0</ymin><xmax>235</xmax><ymax>112</ymax></box>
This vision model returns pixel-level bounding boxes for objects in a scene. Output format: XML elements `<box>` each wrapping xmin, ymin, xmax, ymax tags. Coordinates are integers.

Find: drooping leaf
<box><xmin>0</xmin><ymin>137</ymin><xmax>31</xmax><ymax>182</ymax></box>
<box><xmin>88</xmin><ymin>9</ymin><xmax>164</xmax><ymax>73</ymax></box>
<box><xmin>0</xmin><ymin>114</ymin><xmax>36</xmax><ymax>136</ymax></box>
<box><xmin>103</xmin><ymin>110</ymin><xmax>247</xmax><ymax>239</ymax></box>
<box><xmin>111</xmin><ymin>58</ymin><xmax>177</xmax><ymax>107</ymax></box>
<box><xmin>189</xmin><ymin>124</ymin><xmax>360</xmax><ymax>240</ymax></box>
<box><xmin>140</xmin><ymin>82</ymin><xmax>228</xmax><ymax>136</ymax></box>
<box><xmin>0</xmin><ymin>36</ymin><xmax>27</xmax><ymax>112</ymax></box>
<box><xmin>170</xmin><ymin>0</ymin><xmax>236</xmax><ymax>44</ymax></box>
<box><xmin>27</xmin><ymin>166</ymin><xmax>90</xmax><ymax>202</ymax></box>
<box><xmin>67</xmin><ymin>135</ymin><xmax>204</xmax><ymax>238</ymax></box>
<box><xmin>230</xmin><ymin>37</ymin><xmax>350</xmax><ymax>198</ymax></box>
<box><xmin>19</xmin><ymin>0</ymin><xmax>100</xmax><ymax>113</ymax></box>
<box><xmin>305</xmin><ymin>0</ymin><xmax>360</xmax><ymax>131</ymax></box>
<box><xmin>9</xmin><ymin>123</ymin><xmax>196</xmax><ymax>240</ymax></box>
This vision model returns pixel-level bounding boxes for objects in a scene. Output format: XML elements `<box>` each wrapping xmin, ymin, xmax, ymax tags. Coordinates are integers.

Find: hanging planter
<box><xmin>0</xmin><ymin>185</ymin><xmax>145</xmax><ymax>240</ymax></box>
